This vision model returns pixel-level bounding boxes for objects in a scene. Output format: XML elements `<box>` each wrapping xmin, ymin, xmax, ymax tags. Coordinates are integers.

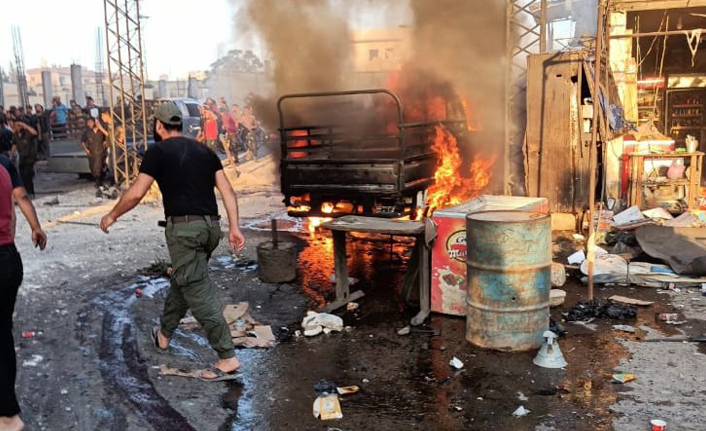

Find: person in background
<box><xmin>34</xmin><ymin>105</ymin><xmax>50</xmax><ymax>161</ymax></box>
<box><xmin>51</xmin><ymin>97</ymin><xmax>69</xmax><ymax>140</ymax></box>
<box><xmin>100</xmin><ymin>103</ymin><xmax>244</xmax><ymax>381</ymax></box>
<box><xmin>0</xmin><ymin>116</ymin><xmax>14</xmax><ymax>160</ymax></box>
<box><xmin>199</xmin><ymin>107</ymin><xmax>219</xmax><ymax>152</ymax></box>
<box><xmin>241</xmin><ymin>106</ymin><xmax>258</xmax><ymax>161</ymax></box>
<box><xmin>0</xmin><ymin>154</ymin><xmax>47</xmax><ymax>431</ymax></box>
<box><xmin>85</xmin><ymin>97</ymin><xmax>99</xmax><ymax>119</ymax></box>
<box><xmin>221</xmin><ymin>106</ymin><xmax>239</xmax><ymax>167</ymax></box>
<box><xmin>81</xmin><ymin>117</ymin><xmax>107</xmax><ymax>192</ymax></box>
<box><xmin>9</xmin><ymin>118</ymin><xmax>38</xmax><ymax>198</ymax></box>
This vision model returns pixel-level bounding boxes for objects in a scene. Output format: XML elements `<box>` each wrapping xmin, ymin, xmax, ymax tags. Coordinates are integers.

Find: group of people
<box><xmin>197</xmin><ymin>97</ymin><xmax>263</xmax><ymax>166</ymax></box>
<box><xmin>1</xmin><ymin>102</ymin><xmax>247</xmax><ymax>430</ymax></box>
<box><xmin>0</xmin><ymin>96</ymin><xmax>109</xmax><ymax>199</ymax></box>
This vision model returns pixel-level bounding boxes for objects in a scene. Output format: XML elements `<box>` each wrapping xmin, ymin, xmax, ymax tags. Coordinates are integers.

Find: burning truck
<box><xmin>278</xmin><ymin>88</ymin><xmax>495</xmax><ymax>220</ymax></box>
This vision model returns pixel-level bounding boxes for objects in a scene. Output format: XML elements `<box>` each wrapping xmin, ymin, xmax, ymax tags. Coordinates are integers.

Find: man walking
<box><xmin>33</xmin><ymin>105</ymin><xmax>50</xmax><ymax>160</ymax></box>
<box><xmin>81</xmin><ymin>117</ymin><xmax>107</xmax><ymax>191</ymax></box>
<box><xmin>0</xmin><ymin>154</ymin><xmax>48</xmax><ymax>431</ymax></box>
<box><xmin>100</xmin><ymin>103</ymin><xmax>245</xmax><ymax>380</ymax></box>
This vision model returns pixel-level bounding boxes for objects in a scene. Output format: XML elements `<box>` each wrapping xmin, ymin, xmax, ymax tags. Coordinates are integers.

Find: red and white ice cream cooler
<box><xmin>430</xmin><ymin>195</ymin><xmax>549</xmax><ymax>316</ymax></box>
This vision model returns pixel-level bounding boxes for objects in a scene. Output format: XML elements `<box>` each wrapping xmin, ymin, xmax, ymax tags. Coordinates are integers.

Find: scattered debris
<box><xmin>330</xmin><ymin>274</ymin><xmax>359</xmax><ymax>286</ymax></box>
<box><xmin>613</xmin><ymin>205</ymin><xmax>645</xmax><ymax>225</ymax></box>
<box><xmin>21</xmin><ymin>331</ymin><xmax>42</xmax><ymax>339</ymax></box>
<box><xmin>612</xmin><ymin>373</ymin><xmax>636</xmax><ymax>384</ymax></box>
<box><xmin>549</xmin><ymin>318</ymin><xmax>567</xmax><ymax>336</ymax></box>
<box><xmin>636</xmin><ymin>224</ymin><xmax>706</xmax><ymax>275</ymax></box>
<box><xmin>346</xmin><ymin>302</ymin><xmax>359</xmax><ymax>312</ymax></box>
<box><xmin>551</xmin><ymin>263</ymin><xmax>566</xmax><ymax>287</ymax></box>
<box><xmin>397</xmin><ymin>326</ymin><xmax>411</xmax><ymax>336</ymax></box>
<box><xmin>302</xmin><ymin>311</ymin><xmax>344</xmax><ymax>337</ymax></box>
<box><xmin>608</xmin><ymin>295</ymin><xmax>653</xmax><ymax>306</ymax></box>
<box><xmin>533</xmin><ymin>330</ymin><xmax>567</xmax><ymax>369</ymax></box>
<box><xmin>564</xmin><ymin>300</ymin><xmax>637</xmax><ymax>321</ymax></box>
<box><xmin>650</xmin><ymin>419</ymin><xmax>667</xmax><ymax>431</ymax></box>
<box><xmin>580</xmin><ymin>253</ymin><xmax>629</xmax><ymax>284</ymax></box>
<box><xmin>313</xmin><ymin>394</ymin><xmax>343</xmax><ymax>420</ymax></box>
<box><xmin>550</xmin><ymin>289</ymin><xmax>566</xmax><ymax>307</ymax></box>
<box><xmin>512</xmin><ymin>405</ymin><xmax>531</xmax><ymax>418</ymax></box>
<box><xmin>314</xmin><ymin>380</ymin><xmax>338</xmax><ymax>395</ymax></box>
<box><xmin>567</xmin><ymin>250</ymin><xmax>586</xmax><ymax>265</ymax></box>
<box><xmin>336</xmin><ymin>386</ymin><xmax>360</xmax><ymax>396</ymax></box>
<box><xmin>60</xmin><ymin>389</ymin><xmax>68</xmax><ymax>395</ymax></box>
<box><xmin>22</xmin><ymin>354</ymin><xmax>43</xmax><ymax>367</ymax></box>
<box><xmin>612</xmin><ymin>324</ymin><xmax>636</xmax><ymax>334</ymax></box>
<box><xmin>517</xmin><ymin>391</ymin><xmax>529</xmax><ymax>401</ymax></box>
<box><xmin>135</xmin><ymin>288</ymin><xmax>143</xmax><ymax>298</ymax></box>
<box><xmin>180</xmin><ymin>302</ymin><xmax>275</xmax><ymax>348</ymax></box>
<box><xmin>642</xmin><ymin>207</ymin><xmax>673</xmax><ymax>220</ymax></box>
<box><xmin>449</xmin><ymin>357</ymin><xmax>464</xmax><ymax>370</ymax></box>
<box><xmin>44</xmin><ymin>196</ymin><xmax>60</xmax><ymax>206</ymax></box>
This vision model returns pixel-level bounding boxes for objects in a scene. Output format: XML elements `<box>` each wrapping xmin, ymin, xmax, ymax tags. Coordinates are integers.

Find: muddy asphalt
<box><xmin>9</xmin><ymin>162</ymin><xmax>706</xmax><ymax>431</ymax></box>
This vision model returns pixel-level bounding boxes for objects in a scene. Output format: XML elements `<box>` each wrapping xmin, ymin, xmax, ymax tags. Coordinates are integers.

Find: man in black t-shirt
<box><xmin>100</xmin><ymin>103</ymin><xmax>246</xmax><ymax>381</ymax></box>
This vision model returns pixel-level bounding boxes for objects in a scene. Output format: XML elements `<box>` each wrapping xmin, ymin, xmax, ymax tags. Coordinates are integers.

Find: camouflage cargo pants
<box><xmin>160</xmin><ymin>218</ymin><xmax>235</xmax><ymax>359</ymax></box>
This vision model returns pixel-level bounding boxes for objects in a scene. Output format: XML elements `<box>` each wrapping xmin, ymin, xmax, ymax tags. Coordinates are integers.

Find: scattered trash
<box><xmin>411</xmin><ymin>327</ymin><xmax>441</xmax><ymax>336</ymax></box>
<box><xmin>512</xmin><ymin>405</ymin><xmax>531</xmax><ymax>418</ymax></box>
<box><xmin>608</xmin><ymin>295</ymin><xmax>653</xmax><ymax>306</ymax></box>
<box><xmin>567</xmin><ymin>250</ymin><xmax>586</xmax><ymax>265</ymax></box>
<box><xmin>158</xmin><ymin>364</ymin><xmax>240</xmax><ymax>382</ymax></box>
<box><xmin>60</xmin><ymin>389</ymin><xmax>68</xmax><ymax>395</ymax></box>
<box><xmin>330</xmin><ymin>274</ymin><xmax>359</xmax><ymax>286</ymax></box>
<box><xmin>642</xmin><ymin>207</ymin><xmax>673</xmax><ymax>220</ymax></box>
<box><xmin>362</xmin><ymin>378</ymin><xmax>370</xmax><ymax>383</ymax></box>
<box><xmin>613</xmin><ymin>205</ymin><xmax>645</xmax><ymax>225</ymax></box>
<box><xmin>656</xmin><ymin>313</ymin><xmax>680</xmax><ymax>322</ymax></box>
<box><xmin>580</xmin><ymin>253</ymin><xmax>629</xmax><ymax>284</ymax></box>
<box><xmin>533</xmin><ymin>331</ymin><xmax>567</xmax><ymax>369</ymax></box>
<box><xmin>564</xmin><ymin>300</ymin><xmax>637</xmax><ymax>321</ymax></box>
<box><xmin>517</xmin><ymin>391</ymin><xmax>529</xmax><ymax>401</ymax></box>
<box><xmin>22</xmin><ymin>354</ymin><xmax>44</xmax><ymax>367</ymax></box>
<box><xmin>313</xmin><ymin>394</ymin><xmax>343</xmax><ymax>420</ymax></box>
<box><xmin>612</xmin><ymin>324</ymin><xmax>636</xmax><ymax>334</ymax></box>
<box><xmin>21</xmin><ymin>331</ymin><xmax>42</xmax><ymax>339</ymax></box>
<box><xmin>550</xmin><ymin>289</ymin><xmax>566</xmax><ymax>307</ymax></box>
<box><xmin>336</xmin><ymin>386</ymin><xmax>360</xmax><ymax>396</ymax></box>
<box><xmin>314</xmin><ymin>380</ymin><xmax>338</xmax><ymax>395</ymax></box>
<box><xmin>135</xmin><ymin>288</ymin><xmax>143</xmax><ymax>297</ymax></box>
<box><xmin>650</xmin><ymin>419</ymin><xmax>667</xmax><ymax>431</ymax></box>
<box><xmin>636</xmin><ymin>224</ymin><xmax>706</xmax><ymax>275</ymax></box>
<box><xmin>302</xmin><ymin>311</ymin><xmax>344</xmax><ymax>337</ymax></box>
<box><xmin>397</xmin><ymin>326</ymin><xmax>411</xmax><ymax>336</ymax></box>
<box><xmin>551</xmin><ymin>262</ymin><xmax>566</xmax><ymax>287</ymax></box>
<box><xmin>449</xmin><ymin>357</ymin><xmax>464</xmax><ymax>370</ymax></box>
<box><xmin>44</xmin><ymin>196</ymin><xmax>60</xmax><ymax>206</ymax></box>
<box><xmin>346</xmin><ymin>302</ymin><xmax>359</xmax><ymax>311</ymax></box>
<box><xmin>181</xmin><ymin>302</ymin><xmax>275</xmax><ymax>348</ymax></box>
<box><xmin>612</xmin><ymin>373</ymin><xmax>636</xmax><ymax>384</ymax></box>
<box><xmin>549</xmin><ymin>318</ymin><xmax>567</xmax><ymax>336</ymax></box>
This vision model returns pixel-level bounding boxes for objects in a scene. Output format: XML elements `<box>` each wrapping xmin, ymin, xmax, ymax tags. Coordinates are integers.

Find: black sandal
<box><xmin>199</xmin><ymin>367</ymin><xmax>241</xmax><ymax>382</ymax></box>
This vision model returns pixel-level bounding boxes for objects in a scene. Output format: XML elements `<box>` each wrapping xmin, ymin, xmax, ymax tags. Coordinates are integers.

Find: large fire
<box><xmin>424</xmin><ymin>125</ymin><xmax>495</xmax><ymax>216</ymax></box>
<box><xmin>307</xmin><ymin>202</ymin><xmax>334</xmax><ymax>234</ymax></box>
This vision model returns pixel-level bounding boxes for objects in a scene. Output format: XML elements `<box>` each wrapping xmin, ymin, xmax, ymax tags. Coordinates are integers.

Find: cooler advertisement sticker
<box><xmin>431</xmin><ymin>216</ymin><xmax>468</xmax><ymax>316</ymax></box>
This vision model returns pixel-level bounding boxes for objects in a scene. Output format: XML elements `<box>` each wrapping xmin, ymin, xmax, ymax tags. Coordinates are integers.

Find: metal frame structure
<box><xmin>504</xmin><ymin>0</ymin><xmax>548</xmax><ymax>194</ymax></box>
<box><xmin>103</xmin><ymin>0</ymin><xmax>148</xmax><ymax>189</ymax></box>
<box><xmin>95</xmin><ymin>27</ymin><xmax>107</xmax><ymax>106</ymax></box>
<box><xmin>11</xmin><ymin>26</ymin><xmax>29</xmax><ymax>108</ymax></box>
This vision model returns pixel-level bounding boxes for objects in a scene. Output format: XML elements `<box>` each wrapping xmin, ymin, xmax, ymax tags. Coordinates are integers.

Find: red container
<box><xmin>430</xmin><ymin>195</ymin><xmax>548</xmax><ymax>316</ymax></box>
<box><xmin>650</xmin><ymin>419</ymin><xmax>666</xmax><ymax>431</ymax></box>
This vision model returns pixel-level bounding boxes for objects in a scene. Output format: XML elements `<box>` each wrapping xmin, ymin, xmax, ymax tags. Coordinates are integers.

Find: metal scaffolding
<box><xmin>95</xmin><ymin>27</ymin><xmax>107</xmax><ymax>106</ymax></box>
<box><xmin>504</xmin><ymin>0</ymin><xmax>547</xmax><ymax>194</ymax></box>
<box><xmin>11</xmin><ymin>26</ymin><xmax>29</xmax><ymax>108</ymax></box>
<box><xmin>103</xmin><ymin>0</ymin><xmax>148</xmax><ymax>189</ymax></box>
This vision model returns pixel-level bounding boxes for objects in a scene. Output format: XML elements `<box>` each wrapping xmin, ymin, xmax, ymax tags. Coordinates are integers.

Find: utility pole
<box><xmin>587</xmin><ymin>0</ymin><xmax>608</xmax><ymax>301</ymax></box>
<box><xmin>11</xmin><ymin>26</ymin><xmax>29</xmax><ymax>107</ymax></box>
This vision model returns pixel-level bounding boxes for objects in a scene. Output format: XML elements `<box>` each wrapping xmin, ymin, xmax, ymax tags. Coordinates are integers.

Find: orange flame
<box><xmin>306</xmin><ymin>202</ymin><xmax>334</xmax><ymax>234</ymax></box>
<box><xmin>425</xmin><ymin>125</ymin><xmax>495</xmax><ymax>215</ymax></box>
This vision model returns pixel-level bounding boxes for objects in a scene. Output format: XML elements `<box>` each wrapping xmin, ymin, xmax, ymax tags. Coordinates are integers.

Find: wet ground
<box><xmin>10</xmin><ymin>165</ymin><xmax>706</xmax><ymax>431</ymax></box>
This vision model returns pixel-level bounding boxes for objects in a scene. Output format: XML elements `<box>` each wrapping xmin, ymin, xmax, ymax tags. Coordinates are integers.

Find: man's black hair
<box><xmin>160</xmin><ymin>120</ymin><xmax>182</xmax><ymax>132</ymax></box>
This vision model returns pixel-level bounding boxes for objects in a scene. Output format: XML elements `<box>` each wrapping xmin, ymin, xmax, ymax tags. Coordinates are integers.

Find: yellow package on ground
<box><xmin>313</xmin><ymin>394</ymin><xmax>343</xmax><ymax>420</ymax></box>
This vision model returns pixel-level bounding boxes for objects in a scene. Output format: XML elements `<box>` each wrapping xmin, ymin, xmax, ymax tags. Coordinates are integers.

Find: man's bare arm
<box><xmin>215</xmin><ymin>170</ymin><xmax>245</xmax><ymax>252</ymax></box>
<box><xmin>100</xmin><ymin>173</ymin><xmax>154</xmax><ymax>232</ymax></box>
<box><xmin>12</xmin><ymin>186</ymin><xmax>47</xmax><ymax>250</ymax></box>
<box><xmin>20</xmin><ymin>121</ymin><xmax>37</xmax><ymax>136</ymax></box>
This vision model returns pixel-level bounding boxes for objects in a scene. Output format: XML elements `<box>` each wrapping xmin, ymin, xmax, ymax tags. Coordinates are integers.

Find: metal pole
<box><xmin>540</xmin><ymin>0</ymin><xmax>548</xmax><ymax>52</ymax></box>
<box><xmin>503</xmin><ymin>0</ymin><xmax>515</xmax><ymax>195</ymax></box>
<box><xmin>588</xmin><ymin>0</ymin><xmax>606</xmax><ymax>301</ymax></box>
<box><xmin>610</xmin><ymin>29</ymin><xmax>706</xmax><ymax>39</ymax></box>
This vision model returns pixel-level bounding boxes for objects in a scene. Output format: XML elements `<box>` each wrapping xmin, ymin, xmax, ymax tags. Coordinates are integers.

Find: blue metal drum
<box><xmin>466</xmin><ymin>211</ymin><xmax>551</xmax><ymax>351</ymax></box>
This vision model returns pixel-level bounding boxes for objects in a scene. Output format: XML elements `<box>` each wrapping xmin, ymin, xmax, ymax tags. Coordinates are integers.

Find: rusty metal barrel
<box><xmin>466</xmin><ymin>211</ymin><xmax>551</xmax><ymax>351</ymax></box>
